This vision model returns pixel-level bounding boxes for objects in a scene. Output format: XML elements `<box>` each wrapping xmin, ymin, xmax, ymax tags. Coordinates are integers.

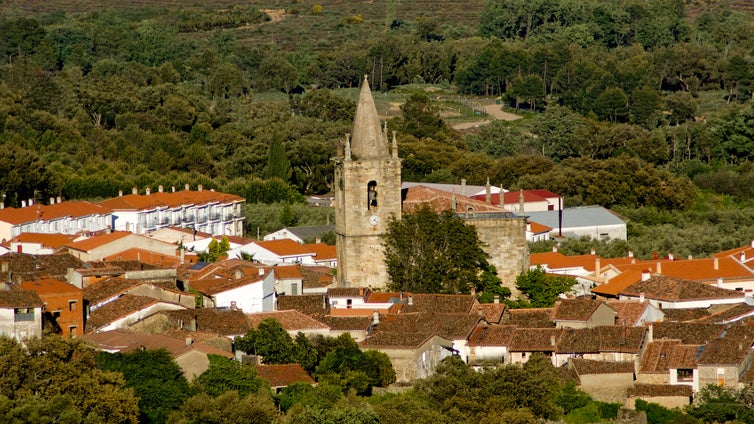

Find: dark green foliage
<box><xmin>384</xmin><ymin>204</ymin><xmax>498</xmax><ymax>294</ymax></box>
<box><xmin>415</xmin><ymin>354</ymin><xmax>563</xmax><ymax>421</ymax></box>
<box><xmin>235</xmin><ymin>318</ymin><xmax>298</xmax><ymax>364</ymax></box>
<box><xmin>315</xmin><ymin>345</ymin><xmax>396</xmax><ymax>396</ymax></box>
<box><xmin>0</xmin><ymin>144</ymin><xmax>61</xmax><ymax>208</ymax></box>
<box><xmin>635</xmin><ymin>399</ymin><xmax>699</xmax><ymax>424</ymax></box>
<box><xmin>264</xmin><ymin>132</ymin><xmax>291</xmax><ymax>180</ymax></box>
<box><xmin>289</xmin><ymin>89</ymin><xmax>356</xmax><ymax>121</ymax></box>
<box><xmin>512</xmin><ymin>266</ymin><xmax>575</xmax><ymax>308</ymax></box>
<box><xmin>193</xmin><ymin>355</ymin><xmax>268</xmax><ymax>397</ymax></box>
<box><xmin>0</xmin><ymin>395</ymin><xmax>82</xmax><ymax>424</ymax></box>
<box><xmin>197</xmin><ymin>236</ymin><xmax>231</xmax><ymax>262</ymax></box>
<box><xmin>96</xmin><ymin>349</ymin><xmax>192</xmax><ymax>424</ymax></box>
<box><xmin>276</xmin><ymin>382</ymin><xmax>343</xmax><ymax>412</ymax></box>
<box><xmin>686</xmin><ymin>385</ymin><xmax>754</xmax><ymax>424</ymax></box>
<box><xmin>168</xmin><ymin>391</ymin><xmax>279</xmax><ymax>424</ymax></box>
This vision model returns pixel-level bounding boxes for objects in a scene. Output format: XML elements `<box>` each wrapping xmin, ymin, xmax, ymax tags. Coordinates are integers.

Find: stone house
<box><xmin>509</xmin><ymin>327</ymin><xmax>562</xmax><ymax>364</ymax></box>
<box><xmin>254</xmin><ymin>364</ymin><xmax>316</xmax><ymax>392</ymax></box>
<box><xmin>466</xmin><ymin>323</ymin><xmax>516</xmax><ymax>365</ymax></box>
<box><xmin>618</xmin><ymin>275</ymin><xmax>746</xmax><ymax>309</ymax></box>
<box><xmin>0</xmin><ymin>289</ymin><xmax>43</xmax><ymax>341</ymax></box>
<box><xmin>63</xmin><ymin>231</ymin><xmax>179</xmax><ymax>261</ymax></box>
<box><xmin>696</xmin><ymin>328</ymin><xmax>754</xmax><ymax>388</ymax></box>
<box><xmin>552</xmin><ymin>298</ymin><xmax>617</xmax><ymax>329</ymax></box>
<box><xmin>569</xmin><ymin>358</ymin><xmax>635</xmax><ymax>402</ymax></box>
<box><xmin>85</xmin><ymin>294</ymin><xmax>186</xmax><ymax>333</ymax></box>
<box><xmin>245</xmin><ymin>310</ymin><xmax>330</xmax><ymax>338</ymax></box>
<box><xmin>625</xmin><ymin>384</ymin><xmax>693</xmax><ymax>410</ymax></box>
<box><xmin>359</xmin><ymin>332</ymin><xmax>454</xmax><ymax>383</ymax></box>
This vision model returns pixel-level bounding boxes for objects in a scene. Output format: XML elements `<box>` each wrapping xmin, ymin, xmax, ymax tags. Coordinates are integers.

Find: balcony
<box><xmin>183</xmin><ymin>215</ymin><xmax>195</xmax><ymax>223</ymax></box>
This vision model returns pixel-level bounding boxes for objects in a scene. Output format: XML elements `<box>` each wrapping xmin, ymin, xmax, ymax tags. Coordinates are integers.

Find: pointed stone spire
<box><xmin>485</xmin><ymin>178</ymin><xmax>491</xmax><ymax>203</ymax></box>
<box><xmin>350</xmin><ymin>75</ymin><xmax>388</xmax><ymax>160</ymax></box>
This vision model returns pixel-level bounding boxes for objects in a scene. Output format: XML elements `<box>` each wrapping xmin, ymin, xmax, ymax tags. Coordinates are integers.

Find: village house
<box><xmin>97</xmin><ymin>185</ymin><xmax>245</xmax><ymax>237</ymax></box>
<box><xmin>695</xmin><ymin>326</ymin><xmax>754</xmax><ymax>388</ymax></box>
<box><xmin>359</xmin><ymin>332</ymin><xmax>454</xmax><ymax>383</ymax></box>
<box><xmin>85</xmin><ymin>294</ymin><xmax>186</xmax><ymax>333</ymax></box>
<box><xmin>142</xmin><ymin>308</ymin><xmax>252</xmax><ymax>341</ymax></box>
<box><xmin>0</xmin><ymin>199</ymin><xmax>112</xmax><ymax>242</ymax></box>
<box><xmin>0</xmin><ymin>288</ymin><xmax>43</xmax><ymax>341</ymax></box>
<box><xmin>551</xmin><ymin>298</ymin><xmax>617</xmax><ymax>329</ymax></box>
<box><xmin>618</xmin><ymin>275</ymin><xmax>747</xmax><ymax>309</ymax></box>
<box><xmin>253</xmin><ymin>363</ymin><xmax>316</xmax><ymax>392</ymax></box>
<box><xmin>625</xmin><ymin>384</ymin><xmax>693</xmax><ymax>410</ymax></box>
<box><xmin>466</xmin><ymin>323</ymin><xmax>516</xmax><ymax>365</ymax></box>
<box><xmin>245</xmin><ymin>310</ymin><xmax>330</xmax><ymax>338</ymax></box>
<box><xmin>188</xmin><ymin>266</ymin><xmax>275</xmax><ymax>313</ymax></box>
<box><xmin>21</xmin><ymin>278</ymin><xmax>83</xmax><ymax>337</ymax></box>
<box><xmin>62</xmin><ymin>231</ymin><xmax>179</xmax><ymax>261</ymax></box>
<box><xmin>569</xmin><ymin>358</ymin><xmax>636</xmax><ymax>402</ymax></box>
<box><xmin>263</xmin><ymin>225</ymin><xmax>335</xmax><ymax>244</ymax></box>
<box><xmin>1</xmin><ymin>252</ymin><xmax>84</xmax><ymax>283</ymax></box>
<box><xmin>5</xmin><ymin>233</ymin><xmax>78</xmax><ymax>255</ymax></box>
<box><xmin>638</xmin><ymin>339</ymin><xmax>700</xmax><ymax>390</ymax></box>
<box><xmin>227</xmin><ymin>239</ymin><xmax>318</xmax><ymax>265</ymax></box>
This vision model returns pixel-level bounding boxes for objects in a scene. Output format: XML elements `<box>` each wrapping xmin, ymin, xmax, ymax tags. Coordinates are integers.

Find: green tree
<box><xmin>168</xmin><ymin>391</ymin><xmax>279</xmax><ymax>424</ymax></box>
<box><xmin>383</xmin><ymin>204</ymin><xmax>497</xmax><ymax>294</ymax></box>
<box><xmin>399</xmin><ymin>92</ymin><xmax>450</xmax><ymax>140</ymax></box>
<box><xmin>96</xmin><ymin>349</ymin><xmax>192</xmax><ymax>424</ymax></box>
<box><xmin>0</xmin><ymin>144</ymin><xmax>61</xmax><ymax>208</ymax></box>
<box><xmin>235</xmin><ymin>318</ymin><xmax>297</xmax><ymax>364</ymax></box>
<box><xmin>194</xmin><ymin>355</ymin><xmax>268</xmax><ymax>397</ymax></box>
<box><xmin>197</xmin><ymin>236</ymin><xmax>231</xmax><ymax>262</ymax></box>
<box><xmin>263</xmin><ymin>132</ymin><xmax>291</xmax><ymax>181</ymax></box>
<box><xmin>512</xmin><ymin>266</ymin><xmax>575</xmax><ymax>307</ymax></box>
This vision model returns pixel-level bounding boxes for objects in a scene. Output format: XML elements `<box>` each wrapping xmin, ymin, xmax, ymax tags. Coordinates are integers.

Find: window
<box><xmin>69</xmin><ymin>300</ymin><xmax>77</xmax><ymax>312</ymax></box>
<box><xmin>69</xmin><ymin>326</ymin><xmax>78</xmax><ymax>338</ymax></box>
<box><xmin>367</xmin><ymin>181</ymin><xmax>378</xmax><ymax>209</ymax></box>
<box><xmin>14</xmin><ymin>308</ymin><xmax>34</xmax><ymax>322</ymax></box>
<box><xmin>291</xmin><ymin>283</ymin><xmax>299</xmax><ymax>296</ymax></box>
<box><xmin>347</xmin><ymin>299</ymin><xmax>352</xmax><ymax>309</ymax></box>
<box><xmin>677</xmin><ymin>369</ymin><xmax>693</xmax><ymax>382</ymax></box>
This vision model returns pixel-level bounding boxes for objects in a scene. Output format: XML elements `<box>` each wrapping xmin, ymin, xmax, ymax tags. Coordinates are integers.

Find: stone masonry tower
<box><xmin>334</xmin><ymin>75</ymin><xmax>401</xmax><ymax>289</ymax></box>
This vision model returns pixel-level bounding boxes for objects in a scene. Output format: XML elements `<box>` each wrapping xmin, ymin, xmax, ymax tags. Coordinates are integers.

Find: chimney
<box><xmin>145</xmin><ymin>187</ymin><xmax>151</xmax><ymax>195</ymax></box>
<box><xmin>408</xmin><ymin>295</ymin><xmax>414</xmax><ymax>306</ymax></box>
<box><xmin>494</xmin><ymin>295</ymin><xmax>500</xmax><ymax>304</ymax></box>
<box><xmin>132</xmin><ymin>187</ymin><xmax>138</xmax><ymax>195</ymax></box>
<box><xmin>50</xmin><ymin>197</ymin><xmax>55</xmax><ymax>204</ymax></box>
<box><xmin>714</xmin><ymin>258</ymin><xmax>719</xmax><ymax>270</ymax></box>
<box><xmin>28</xmin><ymin>199</ymin><xmax>33</xmax><ymax>206</ymax></box>
<box><xmin>656</xmin><ymin>262</ymin><xmax>662</xmax><ymax>274</ymax></box>
<box><xmin>315</xmin><ymin>237</ymin><xmax>321</xmax><ymax>244</ymax></box>
<box><xmin>641</xmin><ymin>270</ymin><xmax>651</xmax><ymax>281</ymax></box>
<box><xmin>118</xmin><ymin>190</ymin><xmax>123</xmax><ymax>197</ymax></box>
<box><xmin>717</xmin><ymin>277</ymin><xmax>723</xmax><ymax>288</ymax></box>
<box><xmin>647</xmin><ymin>323</ymin><xmax>654</xmax><ymax>343</ymax></box>
<box><xmin>258</xmin><ymin>268</ymin><xmax>264</xmax><ymax>276</ymax></box>
<box><xmin>461</xmin><ymin>178</ymin><xmax>466</xmax><ymax>196</ymax></box>
<box><xmin>591</xmin><ymin>248</ymin><xmax>596</xmax><ymax>255</ymax></box>
<box><xmin>550</xmin><ymin>335</ymin><xmax>557</xmax><ymax>346</ymax></box>
<box><xmin>485</xmin><ymin>178</ymin><xmax>491</xmax><ymax>203</ymax></box>
<box><xmin>198</xmin><ymin>185</ymin><xmax>203</xmax><ymax>192</ymax></box>
<box><xmin>172</xmin><ymin>186</ymin><xmax>176</xmax><ymax>192</ymax></box>
<box><xmin>668</xmin><ymin>253</ymin><xmax>673</xmax><ymax>261</ymax></box>
<box><xmin>372</xmin><ymin>310</ymin><xmax>380</xmax><ymax>326</ymax></box>
<box><xmin>470</xmin><ymin>286</ymin><xmax>476</xmax><ymax>297</ymax></box>
<box><xmin>158</xmin><ymin>185</ymin><xmax>164</xmax><ymax>193</ymax></box>
<box><xmin>478</xmin><ymin>307</ymin><xmax>483</xmax><ymax>317</ymax></box>
<box><xmin>235</xmin><ymin>270</ymin><xmax>243</xmax><ymax>280</ymax></box>
<box><xmin>185</xmin><ymin>337</ymin><xmax>194</xmax><ymax>346</ymax></box>
<box><xmin>526</xmin><ymin>222</ymin><xmax>532</xmax><ymax>232</ymax></box>
<box><xmin>751</xmin><ymin>240</ymin><xmax>754</xmax><ymax>249</ymax></box>
<box><xmin>688</xmin><ymin>255</ymin><xmax>693</xmax><ymax>260</ymax></box>
<box><xmin>628</xmin><ymin>251</ymin><xmax>634</xmax><ymax>258</ymax></box>
<box><xmin>552</xmin><ymin>245</ymin><xmax>558</xmax><ymax>253</ymax></box>
<box><xmin>230</xmin><ymin>301</ymin><xmax>237</xmax><ymax>311</ymax></box>
<box><xmin>595</xmin><ymin>258</ymin><xmax>601</xmax><ymax>277</ymax></box>
<box><xmin>21</xmin><ymin>200</ymin><xmax>26</xmax><ymax>207</ymax></box>
<box><xmin>185</xmin><ymin>183</ymin><xmax>190</xmax><ymax>191</ymax></box>
<box><xmin>741</xmin><ymin>252</ymin><xmax>746</xmax><ymax>262</ymax></box>
<box><xmin>56</xmin><ymin>196</ymin><xmax>61</xmax><ymax>203</ymax></box>
<box><xmin>639</xmin><ymin>292</ymin><xmax>645</xmax><ymax>302</ymax></box>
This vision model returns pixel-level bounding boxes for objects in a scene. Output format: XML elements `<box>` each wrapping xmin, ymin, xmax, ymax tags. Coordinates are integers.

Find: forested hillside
<box><xmin>2</xmin><ymin>0</ymin><xmax>754</xmax><ymax>256</ymax></box>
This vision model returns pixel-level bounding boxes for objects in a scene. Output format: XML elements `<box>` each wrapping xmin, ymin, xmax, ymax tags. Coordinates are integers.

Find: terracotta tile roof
<box><xmin>82</xmin><ymin>329</ymin><xmax>233</xmax><ymax>358</ymax></box>
<box><xmin>661</xmin><ymin>308</ymin><xmax>711</xmax><ymax>322</ymax></box>
<box><xmin>597</xmin><ymin>326</ymin><xmax>647</xmax><ymax>353</ymax></box>
<box><xmin>189</xmin><ymin>272</ymin><xmax>266</xmax><ymax>296</ymax></box>
<box><xmin>103</xmin><ymin>248</ymin><xmax>179</xmax><ymax>268</ymax></box>
<box><xmin>307</xmin><ymin>243</ymin><xmax>336</xmax><ymax>260</ymax></box>
<box><xmin>372</xmin><ymin>312</ymin><xmax>481</xmax><ymax>340</ymax></box>
<box><xmin>254</xmin><ymin>364</ymin><xmax>315</xmax><ymax>387</ymax></box>
<box><xmin>360</xmin><ymin>332</ymin><xmax>444</xmax><ymax>349</ymax></box>
<box><xmin>478</xmin><ymin>303</ymin><xmax>506</xmax><ymax>323</ymax></box>
<box><xmin>467</xmin><ymin>324</ymin><xmax>517</xmax><ymax>347</ymax></box>
<box><xmin>276</xmin><ymin>295</ymin><xmax>328</xmax><ymax>316</ymax></box>
<box><xmin>0</xmin><ymin>253</ymin><xmax>85</xmax><ymax>281</ymax></box>
<box><xmin>627</xmin><ymin>384</ymin><xmax>693</xmax><ymax>397</ymax></box>
<box><xmin>9</xmin><ymin>233</ymin><xmax>79</xmax><ymax>249</ymax></box>
<box><xmin>253</xmin><ymin>239</ymin><xmax>316</xmax><ymax>257</ymax></box>
<box><xmin>570</xmin><ymin>358</ymin><xmax>635</xmax><ymax>375</ymax></box>
<box><xmin>503</xmin><ymin>308</ymin><xmax>555</xmax><ymax>328</ymax></box>
<box><xmin>21</xmin><ymin>278</ymin><xmax>81</xmax><ymax>296</ymax></box>
<box><xmin>698</xmin><ymin>304</ymin><xmax>754</xmax><ymax>324</ymax></box>
<box><xmin>365</xmin><ymin>291</ymin><xmax>405</xmax><ymax>304</ymax></box>
<box><xmin>245</xmin><ymin>310</ymin><xmax>329</xmax><ymax>331</ymax></box>
<box><xmin>97</xmin><ymin>190</ymin><xmax>244</xmax><ymax>211</ymax></box>
<box><xmin>530</xmin><ymin>252</ymin><xmax>637</xmax><ymax>274</ymax></box>
<box><xmin>84</xmin><ymin>277</ymin><xmax>157</xmax><ymax>305</ymax></box>
<box><xmin>471</xmin><ymin>190</ymin><xmax>549</xmax><ymax>206</ymax></box>
<box><xmin>328</xmin><ymin>287</ymin><xmax>366</xmax><ymax>297</ymax></box>
<box><xmin>299</xmin><ymin>266</ymin><xmax>334</xmax><ymax>289</ymax></box>
<box><xmin>593</xmin><ymin>270</ymin><xmax>644</xmax><ymax>297</ymax></box>
<box><xmin>316</xmin><ymin>315</ymin><xmax>371</xmax><ymax>331</ymax></box>
<box><xmin>399</xmin><ymin>294</ymin><xmax>478</xmax><ymax>315</ymax></box>
<box><xmin>509</xmin><ymin>328</ymin><xmax>562</xmax><ymax>352</ymax></box>
<box><xmin>620</xmin><ymin>275</ymin><xmax>744</xmax><ymax>302</ymax></box>
<box><xmin>402</xmin><ymin>185</ymin><xmax>508</xmax><ymax>214</ymax></box>
<box><xmin>552</xmin><ymin>299</ymin><xmax>614</xmax><ymax>322</ymax></box>
<box><xmin>640</xmin><ymin>340</ymin><xmax>682</xmax><ymax>373</ymax></box>
<box><xmin>0</xmin><ymin>290</ymin><xmax>43</xmax><ymax>308</ymax></box>
<box><xmin>614</xmin><ymin>256</ymin><xmax>754</xmax><ymax>283</ymax></box>
<box><xmin>697</xmin><ymin>337</ymin><xmax>754</xmax><ymax>365</ymax></box>
<box><xmin>86</xmin><ymin>294</ymin><xmax>161</xmax><ymax>331</ymax></box>
<box><xmin>557</xmin><ymin>328</ymin><xmax>600</xmax><ymax>353</ymax></box>
<box><xmin>162</xmin><ymin>308</ymin><xmax>251</xmax><ymax>336</ymax></box>
<box><xmin>65</xmin><ymin>231</ymin><xmax>133</xmax><ymax>252</ymax></box>
<box><xmin>667</xmin><ymin>344</ymin><xmax>701</xmax><ymax>369</ymax></box>
<box><xmin>528</xmin><ymin>220</ymin><xmax>552</xmax><ymax>234</ymax></box>
<box><xmin>606</xmin><ymin>300</ymin><xmax>651</xmax><ymax>326</ymax></box>
<box><xmin>273</xmin><ymin>265</ymin><xmax>303</xmax><ymax>280</ymax></box>
<box><xmin>652</xmin><ymin>322</ymin><xmax>725</xmax><ymax>344</ymax></box>
<box><xmin>0</xmin><ymin>201</ymin><xmax>109</xmax><ymax>225</ymax></box>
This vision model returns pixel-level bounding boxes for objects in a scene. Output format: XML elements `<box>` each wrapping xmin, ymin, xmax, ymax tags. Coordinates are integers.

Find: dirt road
<box><xmin>452</xmin><ymin>103</ymin><xmax>522</xmax><ymax>130</ymax></box>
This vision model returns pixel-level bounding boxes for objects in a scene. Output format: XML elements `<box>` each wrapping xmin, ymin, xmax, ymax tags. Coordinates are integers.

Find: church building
<box><xmin>334</xmin><ymin>76</ymin><xmax>401</xmax><ymax>289</ymax></box>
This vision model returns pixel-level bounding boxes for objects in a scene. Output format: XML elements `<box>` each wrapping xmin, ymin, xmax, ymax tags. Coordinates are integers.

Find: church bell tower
<box><xmin>334</xmin><ymin>75</ymin><xmax>401</xmax><ymax>289</ymax></box>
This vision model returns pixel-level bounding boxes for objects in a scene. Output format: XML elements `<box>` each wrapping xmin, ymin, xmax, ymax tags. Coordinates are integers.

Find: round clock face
<box><xmin>369</xmin><ymin>215</ymin><xmax>380</xmax><ymax>226</ymax></box>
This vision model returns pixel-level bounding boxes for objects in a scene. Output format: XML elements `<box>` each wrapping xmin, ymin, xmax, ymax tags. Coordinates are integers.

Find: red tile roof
<box><xmin>402</xmin><ymin>185</ymin><xmax>506</xmax><ymax>214</ymax></box>
<box><xmin>593</xmin><ymin>270</ymin><xmax>644</xmax><ymax>297</ymax></box>
<box><xmin>245</xmin><ymin>310</ymin><xmax>329</xmax><ymax>331</ymax></box>
<box><xmin>620</xmin><ymin>275</ymin><xmax>744</xmax><ymax>302</ymax></box>
<box><xmin>103</xmin><ymin>248</ymin><xmax>180</xmax><ymax>267</ymax></box>
<box><xmin>651</xmin><ymin>322</ymin><xmax>725</xmax><ymax>344</ymax></box>
<box><xmin>97</xmin><ymin>190</ymin><xmax>244</xmax><ymax>211</ymax></box>
<box><xmin>0</xmin><ymin>290</ymin><xmax>43</xmax><ymax>308</ymax></box>
<box><xmin>65</xmin><ymin>231</ymin><xmax>133</xmax><ymax>252</ymax></box>
<box><xmin>276</xmin><ymin>294</ymin><xmax>328</xmax><ymax>316</ymax></box>
<box><xmin>189</xmin><ymin>272</ymin><xmax>267</xmax><ymax>296</ymax></box>
<box><xmin>162</xmin><ymin>308</ymin><xmax>251</xmax><ymax>336</ymax></box>
<box><xmin>9</xmin><ymin>233</ymin><xmax>78</xmax><ymax>249</ymax></box>
<box><xmin>0</xmin><ymin>201</ymin><xmax>109</xmax><ymax>225</ymax></box>
<box><xmin>253</xmin><ymin>239</ymin><xmax>316</xmax><ymax>257</ymax></box>
<box><xmin>360</xmin><ymin>332</ymin><xmax>444</xmax><ymax>349</ymax></box>
<box><xmin>273</xmin><ymin>265</ymin><xmax>303</xmax><ymax>280</ymax></box>
<box><xmin>254</xmin><ymin>364</ymin><xmax>315</xmax><ymax>387</ymax></box>
<box><xmin>552</xmin><ymin>299</ymin><xmax>614</xmax><ymax>322</ymax></box>
<box><xmin>509</xmin><ymin>328</ymin><xmax>562</xmax><ymax>352</ymax></box>
<box><xmin>606</xmin><ymin>300</ymin><xmax>652</xmax><ymax>326</ymax></box>
<box><xmin>21</xmin><ymin>278</ymin><xmax>81</xmax><ymax>296</ymax></box>
<box><xmin>470</xmin><ymin>190</ymin><xmax>548</xmax><ymax>206</ymax></box>
<box><xmin>571</xmin><ymin>358</ymin><xmax>635</xmax><ymax>375</ymax></box>
<box><xmin>307</xmin><ymin>243</ymin><xmax>336</xmax><ymax>261</ymax></box>
<box><xmin>85</xmin><ymin>294</ymin><xmax>162</xmax><ymax>331</ymax></box>
<box><xmin>467</xmin><ymin>324</ymin><xmax>517</xmax><ymax>347</ymax></box>
<box><xmin>82</xmin><ymin>329</ymin><xmax>233</xmax><ymax>358</ymax></box>
<box><xmin>614</xmin><ymin>256</ymin><xmax>754</xmax><ymax>283</ymax></box>
<box><xmin>503</xmin><ymin>308</ymin><xmax>555</xmax><ymax>328</ymax></box>
<box><xmin>478</xmin><ymin>302</ymin><xmax>506</xmax><ymax>323</ymax></box>
<box><xmin>627</xmin><ymin>384</ymin><xmax>692</xmax><ymax>397</ymax></box>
